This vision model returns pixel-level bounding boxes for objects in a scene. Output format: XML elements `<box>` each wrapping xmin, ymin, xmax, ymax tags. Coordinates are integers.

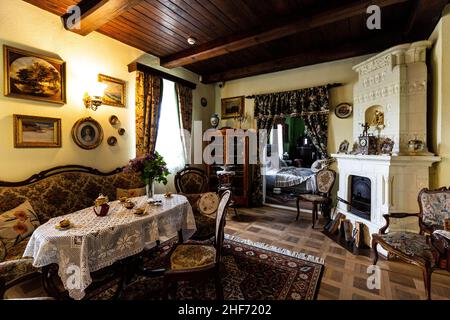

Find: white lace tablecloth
<box><xmin>23</xmin><ymin>194</ymin><xmax>195</xmax><ymax>300</ymax></box>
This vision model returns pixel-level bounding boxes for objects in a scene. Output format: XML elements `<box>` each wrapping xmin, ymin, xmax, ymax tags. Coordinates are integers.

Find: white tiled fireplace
<box><xmin>331</xmin><ymin>41</ymin><xmax>440</xmax><ymax>248</ymax></box>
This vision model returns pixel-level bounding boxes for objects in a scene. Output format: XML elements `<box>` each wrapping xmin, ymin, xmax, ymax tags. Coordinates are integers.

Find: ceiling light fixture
<box><xmin>187</xmin><ymin>36</ymin><xmax>197</xmax><ymax>45</ymax></box>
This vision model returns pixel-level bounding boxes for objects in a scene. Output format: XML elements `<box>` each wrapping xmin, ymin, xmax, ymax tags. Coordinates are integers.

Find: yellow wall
<box><xmin>429</xmin><ymin>5</ymin><xmax>450</xmax><ymax>188</ymax></box>
<box><xmin>214</xmin><ymin>55</ymin><xmax>371</xmax><ymax>158</ymax></box>
<box><xmin>0</xmin><ymin>0</ymin><xmax>215</xmax><ymax>182</ymax></box>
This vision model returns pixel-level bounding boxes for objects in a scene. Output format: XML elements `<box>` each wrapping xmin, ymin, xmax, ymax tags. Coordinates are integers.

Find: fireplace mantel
<box><xmin>331</xmin><ymin>153</ymin><xmax>440</xmax><ymax>251</ymax></box>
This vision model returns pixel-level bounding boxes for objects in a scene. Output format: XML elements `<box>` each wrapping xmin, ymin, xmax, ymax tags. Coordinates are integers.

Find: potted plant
<box><xmin>124</xmin><ymin>152</ymin><xmax>170</xmax><ymax>199</ymax></box>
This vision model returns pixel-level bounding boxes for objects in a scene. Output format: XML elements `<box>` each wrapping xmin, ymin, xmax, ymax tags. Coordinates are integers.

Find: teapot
<box><xmin>93</xmin><ymin>194</ymin><xmax>110</xmax><ymax>217</ymax></box>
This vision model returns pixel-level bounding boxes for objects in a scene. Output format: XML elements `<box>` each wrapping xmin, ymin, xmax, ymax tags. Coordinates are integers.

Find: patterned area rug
<box><xmin>92</xmin><ymin>235</ymin><xmax>325</xmax><ymax>300</ymax></box>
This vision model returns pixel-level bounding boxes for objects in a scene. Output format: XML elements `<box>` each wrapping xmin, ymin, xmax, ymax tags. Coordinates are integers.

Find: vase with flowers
<box><xmin>124</xmin><ymin>152</ymin><xmax>170</xmax><ymax>200</ymax></box>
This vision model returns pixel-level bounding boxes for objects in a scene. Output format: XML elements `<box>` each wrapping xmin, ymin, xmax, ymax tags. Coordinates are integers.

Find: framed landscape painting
<box><xmin>14</xmin><ymin>114</ymin><xmax>61</xmax><ymax>148</ymax></box>
<box><xmin>98</xmin><ymin>74</ymin><xmax>126</xmax><ymax>108</ymax></box>
<box><xmin>4</xmin><ymin>45</ymin><xmax>66</xmax><ymax>104</ymax></box>
<box><xmin>221</xmin><ymin>96</ymin><xmax>245</xmax><ymax>119</ymax></box>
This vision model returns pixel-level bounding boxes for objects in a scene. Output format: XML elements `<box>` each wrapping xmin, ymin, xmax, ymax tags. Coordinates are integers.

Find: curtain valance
<box><xmin>253</xmin><ymin>85</ymin><xmax>330</xmax><ymax>121</ymax></box>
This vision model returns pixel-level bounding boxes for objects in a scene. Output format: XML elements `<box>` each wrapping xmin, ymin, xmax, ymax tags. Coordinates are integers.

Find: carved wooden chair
<box><xmin>174</xmin><ymin>166</ymin><xmax>208</xmax><ymax>194</ymax></box>
<box><xmin>371</xmin><ymin>187</ymin><xmax>450</xmax><ymax>300</ymax></box>
<box><xmin>296</xmin><ymin>168</ymin><xmax>336</xmax><ymax>228</ymax></box>
<box><xmin>160</xmin><ymin>190</ymin><xmax>231</xmax><ymax>300</ymax></box>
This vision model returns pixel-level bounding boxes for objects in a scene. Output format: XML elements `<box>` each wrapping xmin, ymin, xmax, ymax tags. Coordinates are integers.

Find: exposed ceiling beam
<box><xmin>61</xmin><ymin>0</ymin><xmax>144</xmax><ymax>36</ymax></box>
<box><xmin>201</xmin><ymin>33</ymin><xmax>404</xmax><ymax>84</ymax></box>
<box><xmin>160</xmin><ymin>0</ymin><xmax>408</xmax><ymax>69</ymax></box>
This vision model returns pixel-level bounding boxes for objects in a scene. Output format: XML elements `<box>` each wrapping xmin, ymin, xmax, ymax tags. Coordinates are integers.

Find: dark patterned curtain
<box><xmin>250</xmin><ymin>85</ymin><xmax>330</xmax><ymax>206</ymax></box>
<box><xmin>254</xmin><ymin>85</ymin><xmax>330</xmax><ymax>159</ymax></box>
<box><xmin>135</xmin><ymin>71</ymin><xmax>163</xmax><ymax>156</ymax></box>
<box><xmin>175</xmin><ymin>83</ymin><xmax>193</xmax><ymax>163</ymax></box>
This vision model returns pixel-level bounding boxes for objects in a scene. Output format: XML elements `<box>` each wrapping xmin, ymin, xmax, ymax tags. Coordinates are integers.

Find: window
<box><xmin>155</xmin><ymin>79</ymin><xmax>185</xmax><ymax>173</ymax></box>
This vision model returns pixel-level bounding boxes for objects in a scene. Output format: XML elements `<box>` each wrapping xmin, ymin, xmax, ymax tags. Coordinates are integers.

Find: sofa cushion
<box><xmin>5</xmin><ymin>238</ymin><xmax>30</xmax><ymax>261</ymax></box>
<box><xmin>0</xmin><ymin>171</ymin><xmax>143</xmax><ymax>224</ymax></box>
<box><xmin>0</xmin><ymin>201</ymin><xmax>40</xmax><ymax>251</ymax></box>
<box><xmin>116</xmin><ymin>187</ymin><xmax>146</xmax><ymax>199</ymax></box>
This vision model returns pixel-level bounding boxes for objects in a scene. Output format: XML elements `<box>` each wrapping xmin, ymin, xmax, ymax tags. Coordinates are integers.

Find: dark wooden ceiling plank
<box><xmin>61</xmin><ymin>0</ymin><xmax>144</xmax><ymax>36</ymax></box>
<box><xmin>160</xmin><ymin>0</ymin><xmax>224</xmax><ymax>39</ymax></box>
<box><xmin>160</xmin><ymin>0</ymin><xmax>408</xmax><ymax>69</ymax></box>
<box><xmin>103</xmin><ymin>17</ymin><xmax>182</xmax><ymax>54</ymax></box>
<box><xmin>170</xmin><ymin>0</ymin><xmax>231</xmax><ymax>36</ymax></box>
<box><xmin>403</xmin><ymin>0</ymin><xmax>447</xmax><ymax>39</ymax></box>
<box><xmin>119</xmin><ymin>9</ymin><xmax>188</xmax><ymax>50</ymax></box>
<box><xmin>140</xmin><ymin>0</ymin><xmax>212</xmax><ymax>42</ymax></box>
<box><xmin>208</xmin><ymin>0</ymin><xmax>254</xmax><ymax>29</ymax></box>
<box><xmin>192</xmin><ymin>0</ymin><xmax>241</xmax><ymax>32</ymax></box>
<box><xmin>96</xmin><ymin>27</ymin><xmax>167</xmax><ymax>57</ymax></box>
<box><xmin>201</xmin><ymin>33</ymin><xmax>404</xmax><ymax>83</ymax></box>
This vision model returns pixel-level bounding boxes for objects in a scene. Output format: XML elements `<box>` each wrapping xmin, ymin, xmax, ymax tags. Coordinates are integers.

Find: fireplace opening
<box><xmin>350</xmin><ymin>176</ymin><xmax>371</xmax><ymax>220</ymax></box>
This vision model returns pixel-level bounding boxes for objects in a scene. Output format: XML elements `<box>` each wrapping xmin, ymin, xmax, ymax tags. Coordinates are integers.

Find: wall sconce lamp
<box><xmin>83</xmin><ymin>82</ymin><xmax>107</xmax><ymax>111</ymax></box>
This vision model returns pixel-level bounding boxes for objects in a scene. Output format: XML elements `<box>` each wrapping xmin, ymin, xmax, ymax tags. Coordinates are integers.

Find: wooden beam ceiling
<box><xmin>160</xmin><ymin>0</ymin><xmax>408</xmax><ymax>69</ymax></box>
<box><xmin>403</xmin><ymin>0</ymin><xmax>448</xmax><ymax>38</ymax></box>
<box><xmin>201</xmin><ymin>33</ymin><xmax>404</xmax><ymax>84</ymax></box>
<box><xmin>61</xmin><ymin>0</ymin><xmax>144</xmax><ymax>36</ymax></box>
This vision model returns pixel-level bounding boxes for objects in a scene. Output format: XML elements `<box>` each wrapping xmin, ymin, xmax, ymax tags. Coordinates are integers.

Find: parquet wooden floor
<box><xmin>225</xmin><ymin>206</ymin><xmax>450</xmax><ymax>300</ymax></box>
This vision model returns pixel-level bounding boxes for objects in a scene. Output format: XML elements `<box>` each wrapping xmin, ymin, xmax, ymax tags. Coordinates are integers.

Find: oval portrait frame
<box><xmin>334</xmin><ymin>103</ymin><xmax>353</xmax><ymax>119</ymax></box>
<box><xmin>71</xmin><ymin>117</ymin><xmax>103</xmax><ymax>150</ymax></box>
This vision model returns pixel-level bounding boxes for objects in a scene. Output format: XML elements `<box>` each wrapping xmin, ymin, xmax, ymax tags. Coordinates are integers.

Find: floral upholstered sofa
<box><xmin>0</xmin><ymin>165</ymin><xmax>144</xmax><ymax>295</ymax></box>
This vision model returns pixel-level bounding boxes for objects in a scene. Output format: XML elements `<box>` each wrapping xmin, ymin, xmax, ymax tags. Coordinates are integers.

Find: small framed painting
<box><xmin>14</xmin><ymin>114</ymin><xmax>61</xmax><ymax>148</ymax></box>
<box><xmin>4</xmin><ymin>45</ymin><xmax>66</xmax><ymax>104</ymax></box>
<box><xmin>71</xmin><ymin>117</ymin><xmax>103</xmax><ymax>150</ymax></box>
<box><xmin>221</xmin><ymin>96</ymin><xmax>245</xmax><ymax>119</ymax></box>
<box><xmin>334</xmin><ymin>103</ymin><xmax>353</xmax><ymax>119</ymax></box>
<box><xmin>98</xmin><ymin>74</ymin><xmax>126</xmax><ymax>108</ymax></box>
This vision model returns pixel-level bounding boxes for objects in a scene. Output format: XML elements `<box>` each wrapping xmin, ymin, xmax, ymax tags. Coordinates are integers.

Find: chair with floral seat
<box><xmin>371</xmin><ymin>187</ymin><xmax>450</xmax><ymax>300</ymax></box>
<box><xmin>159</xmin><ymin>190</ymin><xmax>231</xmax><ymax>300</ymax></box>
<box><xmin>296</xmin><ymin>168</ymin><xmax>336</xmax><ymax>228</ymax></box>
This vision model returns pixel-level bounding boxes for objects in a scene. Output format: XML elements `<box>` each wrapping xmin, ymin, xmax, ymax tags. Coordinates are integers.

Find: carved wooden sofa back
<box><xmin>0</xmin><ymin>165</ymin><xmax>144</xmax><ymax>224</ymax></box>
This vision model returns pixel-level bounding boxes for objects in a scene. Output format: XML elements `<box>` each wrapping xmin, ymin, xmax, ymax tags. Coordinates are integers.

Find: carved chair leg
<box><xmin>0</xmin><ymin>278</ymin><xmax>5</xmax><ymax>299</ymax></box>
<box><xmin>371</xmin><ymin>238</ymin><xmax>379</xmax><ymax>265</ymax></box>
<box><xmin>296</xmin><ymin>198</ymin><xmax>300</xmax><ymax>221</ymax></box>
<box><xmin>422</xmin><ymin>266</ymin><xmax>432</xmax><ymax>300</ymax></box>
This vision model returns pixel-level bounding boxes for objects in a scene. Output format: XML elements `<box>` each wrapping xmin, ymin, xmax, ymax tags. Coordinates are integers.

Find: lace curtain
<box><xmin>135</xmin><ymin>71</ymin><xmax>163</xmax><ymax>156</ymax></box>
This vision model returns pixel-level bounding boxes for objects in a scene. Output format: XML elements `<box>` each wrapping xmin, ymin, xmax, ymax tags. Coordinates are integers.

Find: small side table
<box><xmin>217</xmin><ymin>170</ymin><xmax>238</xmax><ymax>216</ymax></box>
<box><xmin>431</xmin><ymin>230</ymin><xmax>450</xmax><ymax>271</ymax></box>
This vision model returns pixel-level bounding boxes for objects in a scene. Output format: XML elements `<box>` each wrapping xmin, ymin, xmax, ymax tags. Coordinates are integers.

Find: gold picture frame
<box><xmin>98</xmin><ymin>74</ymin><xmax>126</xmax><ymax>108</ymax></box>
<box><xmin>14</xmin><ymin>114</ymin><xmax>61</xmax><ymax>148</ymax></box>
<box><xmin>71</xmin><ymin>117</ymin><xmax>104</xmax><ymax>150</ymax></box>
<box><xmin>221</xmin><ymin>96</ymin><xmax>245</xmax><ymax>119</ymax></box>
<box><xmin>4</xmin><ymin>45</ymin><xmax>66</xmax><ymax>104</ymax></box>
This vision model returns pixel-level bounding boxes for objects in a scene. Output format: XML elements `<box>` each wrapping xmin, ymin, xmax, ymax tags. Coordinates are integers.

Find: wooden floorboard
<box><xmin>225</xmin><ymin>206</ymin><xmax>450</xmax><ymax>300</ymax></box>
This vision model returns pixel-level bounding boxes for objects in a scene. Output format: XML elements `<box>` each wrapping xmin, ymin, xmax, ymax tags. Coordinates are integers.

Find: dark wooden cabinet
<box><xmin>205</xmin><ymin>128</ymin><xmax>250</xmax><ymax>207</ymax></box>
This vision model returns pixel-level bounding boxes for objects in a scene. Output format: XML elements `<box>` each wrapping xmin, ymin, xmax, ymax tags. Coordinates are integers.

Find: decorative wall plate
<box><xmin>109</xmin><ymin>115</ymin><xmax>119</xmax><ymax>125</ymax></box>
<box><xmin>118</xmin><ymin>128</ymin><xmax>126</xmax><ymax>135</ymax></box>
<box><xmin>71</xmin><ymin>117</ymin><xmax>103</xmax><ymax>150</ymax></box>
<box><xmin>107</xmin><ymin>136</ymin><xmax>117</xmax><ymax>146</ymax></box>
<box><xmin>201</xmin><ymin>97</ymin><xmax>207</xmax><ymax>107</ymax></box>
<box><xmin>334</xmin><ymin>103</ymin><xmax>353</xmax><ymax>119</ymax></box>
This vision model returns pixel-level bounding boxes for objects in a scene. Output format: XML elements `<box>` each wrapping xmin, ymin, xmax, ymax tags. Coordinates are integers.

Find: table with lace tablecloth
<box><xmin>23</xmin><ymin>194</ymin><xmax>196</xmax><ymax>300</ymax></box>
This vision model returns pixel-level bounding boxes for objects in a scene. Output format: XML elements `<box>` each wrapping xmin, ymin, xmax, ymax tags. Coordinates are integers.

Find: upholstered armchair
<box><xmin>371</xmin><ymin>187</ymin><xmax>450</xmax><ymax>300</ymax></box>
